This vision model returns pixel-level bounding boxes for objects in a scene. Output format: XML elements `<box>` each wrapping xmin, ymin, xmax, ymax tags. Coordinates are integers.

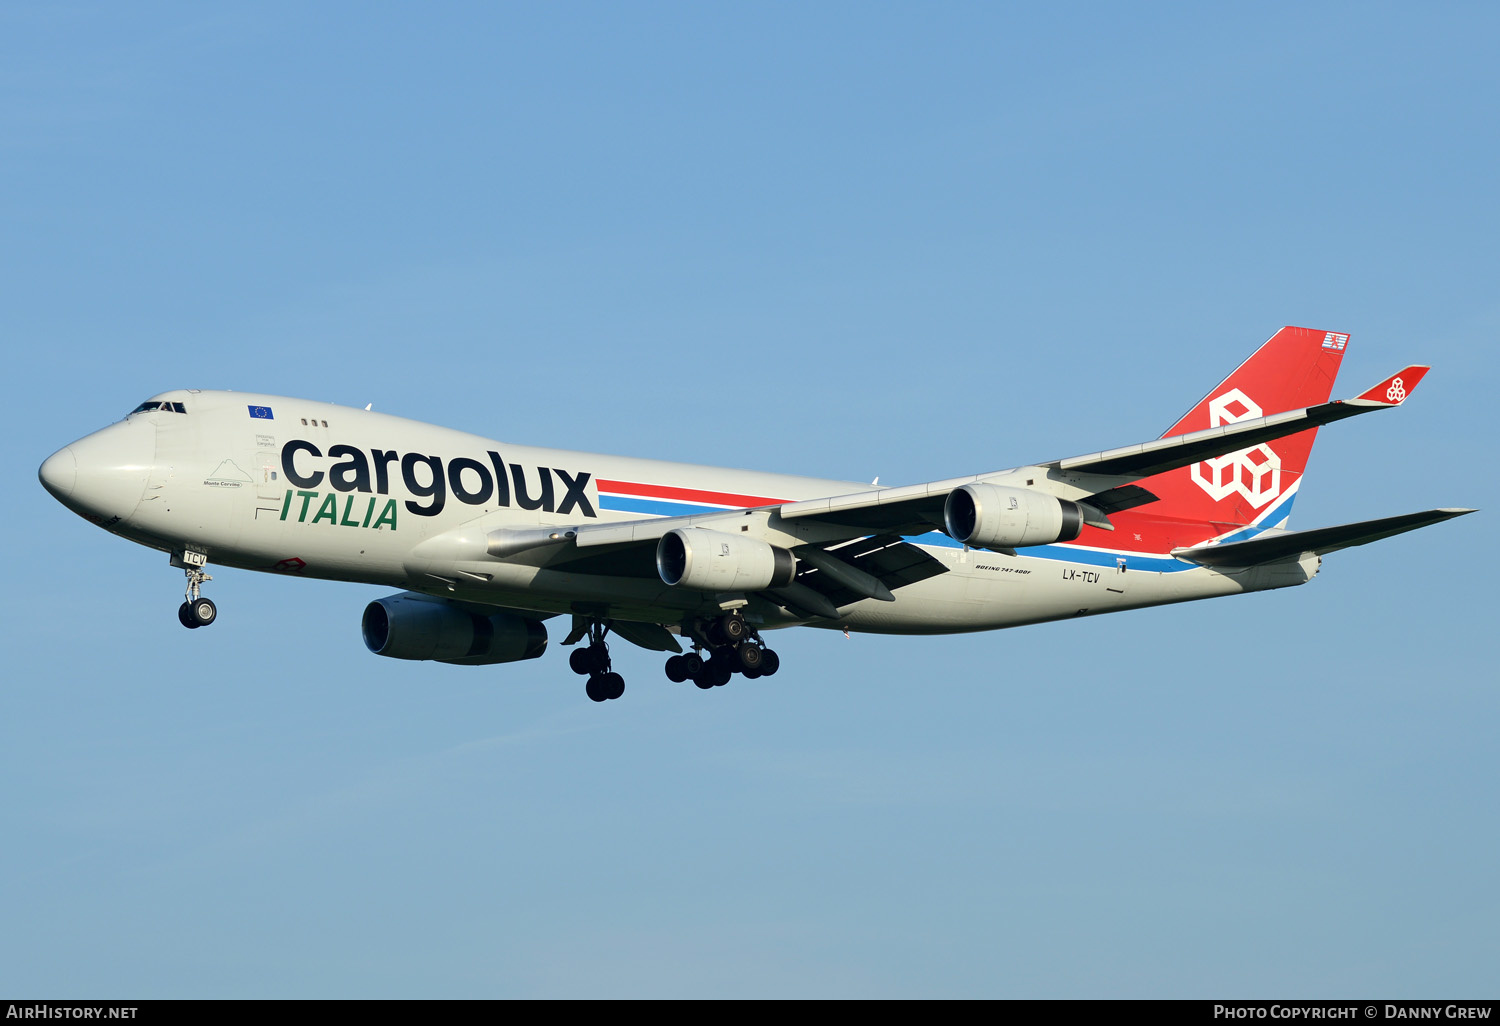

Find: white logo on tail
<box><xmin>1386</xmin><ymin>377</ymin><xmax>1406</xmax><ymax>403</ymax></box>
<box><xmin>1189</xmin><ymin>388</ymin><xmax>1282</xmax><ymax>508</ymax></box>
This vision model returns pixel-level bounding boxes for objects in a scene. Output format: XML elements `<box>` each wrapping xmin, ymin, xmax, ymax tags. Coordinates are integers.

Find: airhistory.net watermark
<box><xmin>6</xmin><ymin>1007</ymin><xmax>137</xmax><ymax>1020</ymax></box>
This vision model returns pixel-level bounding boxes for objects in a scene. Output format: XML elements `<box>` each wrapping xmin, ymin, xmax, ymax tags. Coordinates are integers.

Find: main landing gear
<box><xmin>568</xmin><ymin>620</ymin><xmax>625</xmax><ymax>702</ymax></box>
<box><xmin>567</xmin><ymin>613</ymin><xmax>782</xmax><ymax>702</ymax></box>
<box><xmin>663</xmin><ymin>614</ymin><xmax>780</xmax><ymax>690</ymax></box>
<box><xmin>177</xmin><ymin>565</ymin><xmax>217</xmax><ymax>629</ymax></box>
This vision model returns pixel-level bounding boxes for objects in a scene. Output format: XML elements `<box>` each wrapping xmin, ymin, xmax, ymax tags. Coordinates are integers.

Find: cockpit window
<box><xmin>129</xmin><ymin>401</ymin><xmax>187</xmax><ymax>415</ymax></box>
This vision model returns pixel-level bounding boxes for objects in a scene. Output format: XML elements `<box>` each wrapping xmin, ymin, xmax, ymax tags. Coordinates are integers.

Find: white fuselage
<box><xmin>42</xmin><ymin>390</ymin><xmax>1316</xmax><ymax>637</ymax></box>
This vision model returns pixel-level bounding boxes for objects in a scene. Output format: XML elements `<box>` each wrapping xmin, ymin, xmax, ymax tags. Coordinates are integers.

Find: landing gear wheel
<box><xmin>665</xmin><ymin>656</ymin><xmax>688</xmax><ymax>682</ymax></box>
<box><xmin>574</xmin><ymin>618</ymin><xmax>617</xmax><ymax>696</ymax></box>
<box><xmin>707</xmin><ymin>660</ymin><xmax>732</xmax><ymax>687</ymax></box>
<box><xmin>179</xmin><ymin>562</ymin><xmax>214</xmax><ymax>627</ymax></box>
<box><xmin>681</xmin><ymin>653</ymin><xmax>703</xmax><ymax>677</ymax></box>
<box><xmin>571</xmin><ymin>643</ymin><xmax>608</xmax><ymax>675</ymax></box>
<box><xmin>693</xmin><ymin>650</ymin><xmax>733</xmax><ymax>689</ymax></box>
<box><xmin>759</xmin><ymin>649</ymin><xmax>780</xmax><ymax>676</ymax></box>
<box><xmin>600</xmin><ymin>672</ymin><xmax>625</xmax><ymax>700</ymax></box>
<box><xmin>736</xmin><ymin>644</ymin><xmax>764</xmax><ymax>672</ymax></box>
<box><xmin>189</xmin><ymin>597</ymin><xmax>217</xmax><ymax>627</ymax></box>
<box><xmin>742</xmin><ymin>667</ymin><xmax>763</xmax><ymax>680</ymax></box>
<box><xmin>718</xmin><ymin>615</ymin><xmax>749</xmax><ymax>644</ymax></box>
<box><xmin>585</xmin><ymin>675</ymin><xmax>608</xmax><ymax>702</ymax></box>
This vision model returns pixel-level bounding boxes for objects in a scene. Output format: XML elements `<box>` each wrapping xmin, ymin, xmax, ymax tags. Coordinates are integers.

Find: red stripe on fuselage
<box><xmin>594</xmin><ymin>479</ymin><xmax>784</xmax><ymax>509</ymax></box>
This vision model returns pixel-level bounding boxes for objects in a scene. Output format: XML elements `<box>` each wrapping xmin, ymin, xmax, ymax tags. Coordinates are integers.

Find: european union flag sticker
<box><xmin>248</xmin><ymin>405</ymin><xmax>274</xmax><ymax>420</ymax></box>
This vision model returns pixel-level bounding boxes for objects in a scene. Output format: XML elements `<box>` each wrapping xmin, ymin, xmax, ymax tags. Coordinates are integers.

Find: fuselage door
<box><xmin>254</xmin><ymin>431</ymin><xmax>281</xmax><ymax>502</ymax></box>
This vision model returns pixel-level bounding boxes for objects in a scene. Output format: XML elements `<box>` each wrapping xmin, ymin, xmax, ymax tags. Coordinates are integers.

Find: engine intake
<box><xmin>944</xmin><ymin>483</ymin><xmax>1085</xmax><ymax>549</ymax></box>
<box><xmin>656</xmin><ymin>528</ymin><xmax>796</xmax><ymax>592</ymax></box>
<box><xmin>362</xmin><ymin>594</ymin><xmax>547</xmax><ymax>665</ymax></box>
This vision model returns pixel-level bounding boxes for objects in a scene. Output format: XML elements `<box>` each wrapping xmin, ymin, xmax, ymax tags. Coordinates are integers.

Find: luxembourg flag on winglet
<box><xmin>247</xmin><ymin>405</ymin><xmax>274</xmax><ymax>420</ymax></box>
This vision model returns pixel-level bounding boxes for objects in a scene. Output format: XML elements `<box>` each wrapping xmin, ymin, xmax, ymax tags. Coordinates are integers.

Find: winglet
<box><xmin>1353</xmin><ymin>365</ymin><xmax>1429</xmax><ymax>406</ymax></box>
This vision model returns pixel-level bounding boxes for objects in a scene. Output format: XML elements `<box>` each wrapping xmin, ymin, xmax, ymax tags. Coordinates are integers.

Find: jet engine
<box><xmin>362</xmin><ymin>593</ymin><xmax>547</xmax><ymax>665</ymax></box>
<box><xmin>943</xmin><ymin>483</ymin><xmax>1085</xmax><ymax>549</ymax></box>
<box><xmin>656</xmin><ymin>528</ymin><xmax>796</xmax><ymax>592</ymax></box>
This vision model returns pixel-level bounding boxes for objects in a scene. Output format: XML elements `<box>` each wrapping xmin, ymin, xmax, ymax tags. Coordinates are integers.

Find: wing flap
<box><xmin>776</xmin><ymin>537</ymin><xmax>948</xmax><ymax>612</ymax></box>
<box><xmin>1082</xmin><ymin>484</ymin><xmax>1160</xmax><ymax>517</ymax></box>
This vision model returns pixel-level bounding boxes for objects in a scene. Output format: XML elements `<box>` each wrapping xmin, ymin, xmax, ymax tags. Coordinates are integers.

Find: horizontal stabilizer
<box><xmin>1174</xmin><ymin>508</ymin><xmax>1475</xmax><ymax>567</ymax></box>
<box><xmin>1354</xmin><ymin>366</ymin><xmax>1428</xmax><ymax>405</ymax></box>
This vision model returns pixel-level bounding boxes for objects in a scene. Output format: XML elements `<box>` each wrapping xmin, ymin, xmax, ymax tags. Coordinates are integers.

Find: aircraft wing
<box><xmin>768</xmin><ymin>365</ymin><xmax>1429</xmax><ymax>535</ymax></box>
<box><xmin>476</xmin><ymin>364</ymin><xmax>1430</xmax><ymax>562</ymax></box>
<box><xmin>1050</xmin><ymin>366</ymin><xmax>1427</xmax><ymax>478</ymax></box>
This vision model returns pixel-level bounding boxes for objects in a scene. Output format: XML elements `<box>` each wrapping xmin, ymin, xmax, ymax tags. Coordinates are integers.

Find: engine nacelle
<box><xmin>656</xmin><ymin>528</ymin><xmax>796</xmax><ymax>592</ymax></box>
<box><xmin>362</xmin><ymin>594</ymin><xmax>548</xmax><ymax>665</ymax></box>
<box><xmin>943</xmin><ymin>483</ymin><xmax>1085</xmax><ymax>549</ymax></box>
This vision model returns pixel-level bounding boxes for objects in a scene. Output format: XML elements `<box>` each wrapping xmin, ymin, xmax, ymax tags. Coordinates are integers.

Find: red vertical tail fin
<box><xmin>1146</xmin><ymin>326</ymin><xmax>1350</xmax><ymax>529</ymax></box>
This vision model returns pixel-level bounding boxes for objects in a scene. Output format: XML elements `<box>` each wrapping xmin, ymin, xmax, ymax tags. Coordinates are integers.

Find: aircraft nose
<box><xmin>39</xmin><ymin>446</ymin><xmax>78</xmax><ymax>500</ymax></box>
<box><xmin>42</xmin><ymin>419</ymin><xmax>156</xmax><ymax>523</ymax></box>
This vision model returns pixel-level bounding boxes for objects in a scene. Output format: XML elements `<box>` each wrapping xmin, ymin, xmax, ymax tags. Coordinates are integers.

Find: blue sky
<box><xmin>3</xmin><ymin>2</ymin><xmax>1495</xmax><ymax>998</ymax></box>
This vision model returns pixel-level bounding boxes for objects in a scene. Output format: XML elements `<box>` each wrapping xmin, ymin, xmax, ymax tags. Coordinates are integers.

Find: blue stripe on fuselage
<box><xmin>1206</xmin><ymin>489</ymin><xmax>1297</xmax><ymax>546</ymax></box>
<box><xmin>598</xmin><ymin>495</ymin><xmax>730</xmax><ymax>518</ymax></box>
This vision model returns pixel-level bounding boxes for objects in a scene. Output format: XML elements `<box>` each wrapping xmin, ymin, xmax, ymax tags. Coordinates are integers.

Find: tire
<box><xmin>665</xmin><ymin>656</ymin><xmax>688</xmax><ymax>682</ymax></box>
<box><xmin>736</xmin><ymin>644</ymin><xmax>764</xmax><ymax>672</ymax></box>
<box><xmin>760</xmin><ymin>649</ymin><xmax>780</xmax><ymax>676</ymax></box>
<box><xmin>720</xmin><ymin>616</ymin><xmax>748</xmax><ymax>643</ymax></box>
<box><xmin>585</xmin><ymin>675</ymin><xmax>608</xmax><ymax>702</ymax></box>
<box><xmin>601</xmin><ymin>672</ymin><xmax>625</xmax><ymax>700</ymax></box>
<box><xmin>178</xmin><ymin>602</ymin><xmax>200</xmax><ymax>629</ymax></box>
<box><xmin>190</xmin><ymin>597</ymin><xmax>217</xmax><ymax>627</ymax></box>
<box><xmin>570</xmin><ymin>648</ymin><xmax>594</xmax><ymax>675</ymax></box>
<box><xmin>693</xmin><ymin>675</ymin><xmax>715</xmax><ymax>690</ymax></box>
<box><xmin>586</xmin><ymin>644</ymin><xmax>608</xmax><ymax>673</ymax></box>
<box><xmin>708</xmin><ymin>661</ymin><xmax>732</xmax><ymax>687</ymax></box>
<box><xmin>681</xmin><ymin>653</ymin><xmax>704</xmax><ymax>676</ymax></box>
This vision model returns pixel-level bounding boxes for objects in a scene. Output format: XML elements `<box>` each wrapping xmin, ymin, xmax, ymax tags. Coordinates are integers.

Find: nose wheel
<box><xmin>178</xmin><ymin>597</ymin><xmax>216</xmax><ymax>629</ymax></box>
<box><xmin>177</xmin><ymin>564</ymin><xmax>217</xmax><ymax>629</ymax></box>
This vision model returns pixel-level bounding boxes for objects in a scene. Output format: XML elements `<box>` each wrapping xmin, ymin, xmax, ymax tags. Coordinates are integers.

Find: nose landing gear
<box><xmin>176</xmin><ymin>560</ymin><xmax>216</xmax><ymax>629</ymax></box>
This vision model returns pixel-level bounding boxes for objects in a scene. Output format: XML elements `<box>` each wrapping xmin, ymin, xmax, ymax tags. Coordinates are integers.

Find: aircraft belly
<box><xmin>832</xmin><ymin>550</ymin><xmax>1268</xmax><ymax>635</ymax></box>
